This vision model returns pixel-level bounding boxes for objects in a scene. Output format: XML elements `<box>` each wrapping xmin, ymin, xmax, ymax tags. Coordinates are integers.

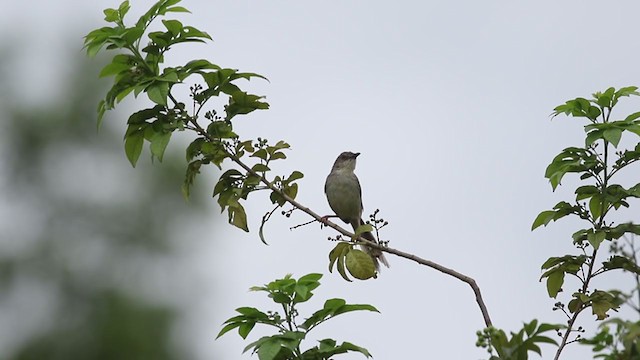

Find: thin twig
<box><xmin>553</xmin><ymin>245</ymin><xmax>599</xmax><ymax>359</ymax></box>
<box><xmin>290</xmin><ymin>219</ymin><xmax>317</xmax><ymax>230</ymax></box>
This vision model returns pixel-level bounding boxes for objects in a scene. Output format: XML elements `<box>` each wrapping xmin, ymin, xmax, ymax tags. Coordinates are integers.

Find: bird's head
<box><xmin>331</xmin><ymin>151</ymin><xmax>360</xmax><ymax>172</ymax></box>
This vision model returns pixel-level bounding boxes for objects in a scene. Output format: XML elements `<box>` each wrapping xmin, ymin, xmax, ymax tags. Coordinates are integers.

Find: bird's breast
<box><xmin>324</xmin><ymin>172</ymin><xmax>361</xmax><ymax>224</ymax></box>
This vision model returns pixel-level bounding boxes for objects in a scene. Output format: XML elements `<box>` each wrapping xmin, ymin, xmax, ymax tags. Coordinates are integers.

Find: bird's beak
<box><xmin>354</xmin><ymin>152</ymin><xmax>361</xmax><ymax>157</ymax></box>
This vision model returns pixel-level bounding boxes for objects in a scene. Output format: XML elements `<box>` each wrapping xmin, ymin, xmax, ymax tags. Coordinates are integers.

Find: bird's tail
<box><xmin>354</xmin><ymin>219</ymin><xmax>390</xmax><ymax>271</ymax></box>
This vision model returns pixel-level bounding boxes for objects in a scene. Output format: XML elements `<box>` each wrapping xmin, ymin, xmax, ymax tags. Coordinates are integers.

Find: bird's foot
<box><xmin>319</xmin><ymin>215</ymin><xmax>335</xmax><ymax>227</ymax></box>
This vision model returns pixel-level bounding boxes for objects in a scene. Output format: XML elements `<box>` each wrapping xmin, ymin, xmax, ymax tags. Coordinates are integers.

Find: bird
<box><xmin>324</xmin><ymin>151</ymin><xmax>389</xmax><ymax>270</ymax></box>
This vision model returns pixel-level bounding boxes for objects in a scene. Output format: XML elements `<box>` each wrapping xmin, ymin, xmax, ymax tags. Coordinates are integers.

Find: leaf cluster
<box><xmin>476</xmin><ymin>320</ymin><xmax>561</xmax><ymax>360</ymax></box>
<box><xmin>580</xmin><ymin>319</ymin><xmax>640</xmax><ymax>359</ymax></box>
<box><xmin>84</xmin><ymin>0</ymin><xmax>304</xmax><ymax>235</ymax></box>
<box><xmin>533</xmin><ymin>87</ymin><xmax>640</xmax><ymax>321</ymax></box>
<box><xmin>328</xmin><ymin>241</ymin><xmax>376</xmax><ymax>281</ymax></box>
<box><xmin>217</xmin><ymin>274</ymin><xmax>378</xmax><ymax>360</ymax></box>
<box><xmin>517</xmin><ymin>87</ymin><xmax>640</xmax><ymax>360</ymax></box>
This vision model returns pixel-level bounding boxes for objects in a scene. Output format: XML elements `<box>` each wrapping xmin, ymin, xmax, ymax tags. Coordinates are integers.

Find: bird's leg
<box><xmin>320</xmin><ymin>214</ymin><xmax>339</xmax><ymax>227</ymax></box>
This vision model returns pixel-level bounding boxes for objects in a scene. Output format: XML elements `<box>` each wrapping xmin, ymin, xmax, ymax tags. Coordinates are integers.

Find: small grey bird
<box><xmin>324</xmin><ymin>151</ymin><xmax>389</xmax><ymax>270</ymax></box>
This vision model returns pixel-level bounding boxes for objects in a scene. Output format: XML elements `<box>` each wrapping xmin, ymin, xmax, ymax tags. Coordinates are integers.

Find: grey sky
<box><xmin>3</xmin><ymin>1</ymin><xmax>640</xmax><ymax>359</ymax></box>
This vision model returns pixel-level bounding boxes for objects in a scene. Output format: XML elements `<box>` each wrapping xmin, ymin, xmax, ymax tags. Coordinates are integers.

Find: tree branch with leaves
<box><xmin>84</xmin><ymin>0</ymin><xmax>492</xmax><ymax>327</ymax></box>
<box><xmin>530</xmin><ymin>88</ymin><xmax>640</xmax><ymax>359</ymax></box>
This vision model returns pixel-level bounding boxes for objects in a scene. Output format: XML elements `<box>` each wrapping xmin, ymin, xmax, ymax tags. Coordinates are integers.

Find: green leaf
<box><xmin>603</xmin><ymin>255</ymin><xmax>640</xmax><ymax>275</ymax></box>
<box><xmin>546</xmin><ymin>270</ymin><xmax>564</xmax><ymax>298</ymax></box>
<box><xmin>252</xmin><ymin>149</ymin><xmax>268</xmax><ymax>161</ymax></box>
<box><xmin>613</xmin><ymin>86</ymin><xmax>640</xmax><ymax>106</ymax></box>
<box><xmin>541</xmin><ymin>257</ymin><xmax>586</xmax><ymax>302</ymax></box>
<box><xmin>216</xmin><ymin>321</ymin><xmax>241</xmax><ymax>339</ymax></box>
<box><xmin>540</xmin><ymin>255</ymin><xmax>587</xmax><ymax>276</ymax></box>
<box><xmin>183</xmin><ymin>59</ymin><xmax>221</xmax><ymax>72</ymax></box>
<box><xmin>236</xmin><ymin>307</ymin><xmax>267</xmax><ymax>317</ymax></box>
<box><xmin>99</xmin><ymin>62</ymin><xmax>132</xmax><ymax>78</ymax></box>
<box><xmin>608</xmin><ymin>223</ymin><xmax>640</xmax><ymax>242</ymax></box>
<box><xmin>603</xmin><ymin>128</ymin><xmax>622</xmax><ymax>147</ymax></box>
<box><xmin>149</xmin><ymin>131</ymin><xmax>171</xmax><ymax>161</ymax></box>
<box><xmin>124</xmin><ymin>128</ymin><xmax>144</xmax><ymax>167</ymax></box>
<box><xmin>269</xmin><ymin>190</ymin><xmax>285</xmax><ymax>207</ymax></box>
<box><xmin>324</xmin><ymin>298</ymin><xmax>347</xmax><ymax>310</ymax></box>
<box><xmin>625</xmin><ymin>111</ymin><xmax>640</xmax><ymax>122</ymax></box>
<box><xmin>159</xmin><ymin>69</ymin><xmax>180</xmax><ymax>83</ymax></box>
<box><xmin>283</xmin><ymin>183</ymin><xmax>298</xmax><ymax>200</ymax></box>
<box><xmin>225</xmin><ymin>91</ymin><xmax>269</xmax><ymax>121</ymax></box>
<box><xmin>287</xmin><ymin>171</ymin><xmax>304</xmax><ymax>182</ymax></box>
<box><xmin>298</xmin><ymin>273</ymin><xmax>322</xmax><ymax>283</ymax></box>
<box><xmin>568</xmin><ymin>297</ymin><xmax>582</xmax><ymax>314</ymax></box>
<box><xmin>333</xmin><ymin>303</ymin><xmax>379</xmax><ymax>316</ymax></box>
<box><xmin>585</xmin><ymin>129</ymin><xmax>604</xmax><ymax>147</ymax></box>
<box><xmin>238</xmin><ymin>322</ymin><xmax>256</xmax><ymax>339</ymax></box>
<box><xmin>147</xmin><ymin>81</ymin><xmax>169</xmax><ymax>105</ymax></box>
<box><xmin>300</xmin><ymin>298</ymin><xmax>378</xmax><ymax>331</ymax></box>
<box><xmin>181</xmin><ymin>26</ymin><xmax>212</xmax><ymax>40</ymax></box>
<box><xmin>346</xmin><ymin>249</ymin><xmax>376</xmax><ymax>280</ymax></box>
<box><xmin>594</xmin><ymin>88</ymin><xmax>613</xmax><ymax>108</ymax></box>
<box><xmin>532</xmin><ymin>202</ymin><xmax>584</xmax><ymax>231</ymax></box>
<box><xmin>531</xmin><ymin>210</ymin><xmax>556</xmax><ymax>230</ymax></box>
<box><xmin>97</xmin><ymin>100</ymin><xmax>107</xmax><ymax>129</ymax></box>
<box><xmin>229</xmin><ymin>203</ymin><xmax>249</xmax><ymax>232</ymax></box>
<box><xmin>270</xmin><ymin>151</ymin><xmax>287</xmax><ymax>160</ymax></box>
<box><xmin>84</xmin><ymin>27</ymin><xmax>117</xmax><ymax>57</ymax></box>
<box><xmin>232</xmin><ymin>71</ymin><xmax>269</xmax><ymax>82</ymax></box>
<box><xmin>257</xmin><ymin>339</ymin><xmax>282</xmax><ymax>360</ymax></box>
<box><xmin>309</xmin><ymin>339</ymin><xmax>373</xmax><ymax>358</ymax></box>
<box><xmin>589</xmin><ymin>195</ymin><xmax>603</xmax><ymax>221</ymax></box>
<box><xmin>354</xmin><ymin>223</ymin><xmax>374</xmax><ymax>238</ymax></box>
<box><xmin>329</xmin><ymin>242</ymin><xmax>351</xmax><ymax>275</ymax></box>
<box><xmin>575</xmin><ymin>185</ymin><xmax>599</xmax><ymax>201</ymax></box>
<box><xmin>587</xmin><ymin>229</ymin><xmax>606</xmax><ymax>249</ymax></box>
<box><xmin>127</xmin><ymin>106</ymin><xmax>163</xmax><ymax>125</ymax></box>
<box><xmin>587</xmin><ymin>106</ymin><xmax>601</xmax><ymax>120</ymax></box>
<box><xmin>103</xmin><ymin>8</ymin><xmax>120</xmax><ymax>22</ymax></box>
<box><xmin>162</xmin><ymin>19</ymin><xmax>183</xmax><ymax>35</ymax></box>
<box><xmin>294</xmin><ymin>273</ymin><xmax>322</xmax><ymax>304</ymax></box>
<box><xmin>537</xmin><ymin>323</ymin><xmax>563</xmax><ymax>333</ymax></box>
<box><xmin>544</xmin><ymin>147</ymin><xmax>599</xmax><ymax>190</ymax></box>
<box><xmin>590</xmin><ymin>290</ymin><xmax>622</xmax><ymax>320</ymax></box>
<box><xmin>182</xmin><ymin>160</ymin><xmax>201</xmax><ymax>199</ymax></box>
<box><xmin>165</xmin><ymin>6</ymin><xmax>190</xmax><ymax>13</ymax></box>
<box><xmin>524</xmin><ymin>319</ymin><xmax>538</xmax><ymax>335</ymax></box>
<box><xmin>336</xmin><ymin>245</ymin><xmax>352</xmax><ymax>282</ymax></box>
<box><xmin>207</xmin><ymin>121</ymin><xmax>237</xmax><ymax>139</ymax></box>
<box><xmin>118</xmin><ymin>1</ymin><xmax>131</xmax><ymax>18</ymax></box>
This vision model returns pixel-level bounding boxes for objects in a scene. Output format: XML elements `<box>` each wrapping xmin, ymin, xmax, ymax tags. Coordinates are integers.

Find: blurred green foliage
<box><xmin>0</xmin><ymin>47</ymin><xmax>209</xmax><ymax>359</ymax></box>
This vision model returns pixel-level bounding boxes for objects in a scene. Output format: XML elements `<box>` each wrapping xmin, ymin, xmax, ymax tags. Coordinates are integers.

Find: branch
<box><xmin>369</xmin><ymin>240</ymin><xmax>493</xmax><ymax>327</ymax></box>
<box><xmin>189</xmin><ymin>119</ymin><xmax>493</xmax><ymax>328</ymax></box>
<box><xmin>554</xmin><ymin>247</ymin><xmax>599</xmax><ymax>360</ymax></box>
<box><xmin>237</xmin><ymin>152</ymin><xmax>493</xmax><ymax>327</ymax></box>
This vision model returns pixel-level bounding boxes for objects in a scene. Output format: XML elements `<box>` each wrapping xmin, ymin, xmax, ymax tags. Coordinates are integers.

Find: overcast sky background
<box><xmin>3</xmin><ymin>1</ymin><xmax>640</xmax><ymax>359</ymax></box>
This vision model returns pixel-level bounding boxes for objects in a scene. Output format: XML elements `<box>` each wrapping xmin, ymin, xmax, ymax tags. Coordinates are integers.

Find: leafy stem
<box><xmin>218</xmin><ymin>274</ymin><xmax>376</xmax><ymax>359</ymax></box>
<box><xmin>553</xmin><ymin>247</ymin><xmax>598</xmax><ymax>360</ymax></box>
<box><xmin>538</xmin><ymin>87</ymin><xmax>640</xmax><ymax>359</ymax></box>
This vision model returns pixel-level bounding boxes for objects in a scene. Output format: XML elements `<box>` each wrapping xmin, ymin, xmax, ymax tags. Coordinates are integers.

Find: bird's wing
<box><xmin>353</xmin><ymin>173</ymin><xmax>364</xmax><ymax>216</ymax></box>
